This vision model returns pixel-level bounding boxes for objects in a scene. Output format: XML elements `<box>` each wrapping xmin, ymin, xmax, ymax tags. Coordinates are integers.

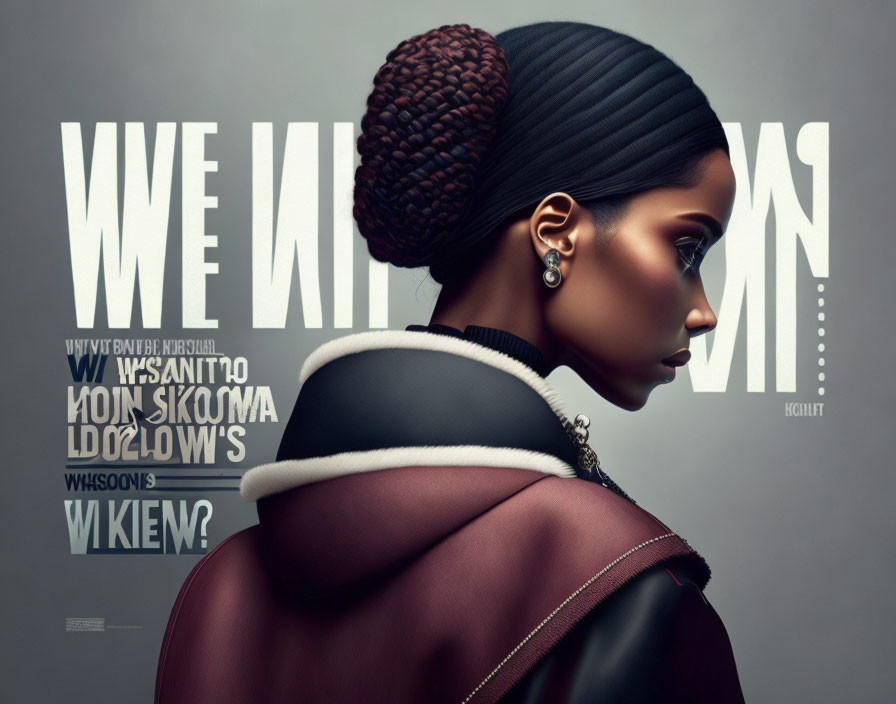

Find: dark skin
<box><xmin>430</xmin><ymin>149</ymin><xmax>737</xmax><ymax>411</ymax></box>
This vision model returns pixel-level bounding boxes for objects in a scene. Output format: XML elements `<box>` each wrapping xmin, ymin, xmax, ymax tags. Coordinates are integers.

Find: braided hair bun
<box><xmin>353</xmin><ymin>24</ymin><xmax>509</xmax><ymax>268</ymax></box>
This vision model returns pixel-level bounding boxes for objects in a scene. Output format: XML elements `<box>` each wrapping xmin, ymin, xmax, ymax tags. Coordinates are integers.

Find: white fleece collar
<box><xmin>240</xmin><ymin>330</ymin><xmax>578</xmax><ymax>501</ymax></box>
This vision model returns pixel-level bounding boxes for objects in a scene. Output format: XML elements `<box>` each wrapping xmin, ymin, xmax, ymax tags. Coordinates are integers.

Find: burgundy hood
<box><xmin>256</xmin><ymin>464</ymin><xmax>546</xmax><ymax>599</ymax></box>
<box><xmin>157</xmin><ymin>463</ymin><xmax>706</xmax><ymax>704</ymax></box>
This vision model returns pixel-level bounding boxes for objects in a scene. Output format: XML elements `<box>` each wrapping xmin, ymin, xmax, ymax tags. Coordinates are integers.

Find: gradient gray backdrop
<box><xmin>2</xmin><ymin>1</ymin><xmax>894</xmax><ymax>701</ymax></box>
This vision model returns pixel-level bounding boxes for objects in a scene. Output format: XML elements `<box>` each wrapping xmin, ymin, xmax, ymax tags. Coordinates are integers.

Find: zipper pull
<box><xmin>568</xmin><ymin>414</ymin><xmax>609</xmax><ymax>487</ymax></box>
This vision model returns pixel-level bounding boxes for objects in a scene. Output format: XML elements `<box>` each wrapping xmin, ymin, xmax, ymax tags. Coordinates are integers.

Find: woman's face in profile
<box><xmin>547</xmin><ymin>149</ymin><xmax>736</xmax><ymax>411</ymax></box>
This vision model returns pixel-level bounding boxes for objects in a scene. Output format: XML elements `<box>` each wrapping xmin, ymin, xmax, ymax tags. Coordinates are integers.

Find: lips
<box><xmin>662</xmin><ymin>349</ymin><xmax>691</xmax><ymax>368</ymax></box>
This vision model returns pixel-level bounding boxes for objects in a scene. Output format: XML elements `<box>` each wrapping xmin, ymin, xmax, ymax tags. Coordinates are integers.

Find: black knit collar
<box><xmin>405</xmin><ymin>323</ymin><xmax>550</xmax><ymax>377</ymax></box>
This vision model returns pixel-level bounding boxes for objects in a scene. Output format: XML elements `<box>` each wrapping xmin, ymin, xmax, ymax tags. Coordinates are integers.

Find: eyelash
<box><xmin>674</xmin><ymin>236</ymin><xmax>708</xmax><ymax>275</ymax></box>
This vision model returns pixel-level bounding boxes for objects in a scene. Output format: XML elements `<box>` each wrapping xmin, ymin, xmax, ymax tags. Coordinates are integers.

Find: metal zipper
<box><xmin>562</xmin><ymin>413</ymin><xmax>636</xmax><ymax>504</ymax></box>
<box><xmin>563</xmin><ymin>414</ymin><xmax>608</xmax><ymax>485</ymax></box>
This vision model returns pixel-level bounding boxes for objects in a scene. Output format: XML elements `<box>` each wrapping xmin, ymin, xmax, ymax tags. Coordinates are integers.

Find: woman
<box><xmin>156</xmin><ymin>22</ymin><xmax>744</xmax><ymax>704</ymax></box>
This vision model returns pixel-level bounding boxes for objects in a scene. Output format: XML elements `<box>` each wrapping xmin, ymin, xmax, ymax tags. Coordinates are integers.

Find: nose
<box><xmin>685</xmin><ymin>277</ymin><xmax>718</xmax><ymax>337</ymax></box>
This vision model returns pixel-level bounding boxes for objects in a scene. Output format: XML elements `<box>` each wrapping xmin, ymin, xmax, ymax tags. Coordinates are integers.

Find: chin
<box><xmin>608</xmin><ymin>390</ymin><xmax>649</xmax><ymax>412</ymax></box>
<box><xmin>576</xmin><ymin>367</ymin><xmax>650</xmax><ymax>411</ymax></box>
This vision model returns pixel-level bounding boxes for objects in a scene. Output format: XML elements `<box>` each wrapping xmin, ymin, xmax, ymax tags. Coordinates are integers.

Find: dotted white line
<box><xmin>461</xmin><ymin>533</ymin><xmax>677</xmax><ymax>703</ymax></box>
<box><xmin>817</xmin><ymin>282</ymin><xmax>826</xmax><ymax>396</ymax></box>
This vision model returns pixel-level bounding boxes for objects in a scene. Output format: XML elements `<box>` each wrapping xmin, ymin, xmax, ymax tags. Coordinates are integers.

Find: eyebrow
<box><xmin>677</xmin><ymin>213</ymin><xmax>725</xmax><ymax>242</ymax></box>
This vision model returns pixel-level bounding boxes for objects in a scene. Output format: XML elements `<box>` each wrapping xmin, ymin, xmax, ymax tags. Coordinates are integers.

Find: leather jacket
<box><xmin>156</xmin><ymin>330</ymin><xmax>745</xmax><ymax>703</ymax></box>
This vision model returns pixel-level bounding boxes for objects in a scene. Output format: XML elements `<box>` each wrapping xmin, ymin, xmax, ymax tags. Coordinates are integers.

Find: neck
<box><xmin>429</xmin><ymin>221</ymin><xmax>564</xmax><ymax>370</ymax></box>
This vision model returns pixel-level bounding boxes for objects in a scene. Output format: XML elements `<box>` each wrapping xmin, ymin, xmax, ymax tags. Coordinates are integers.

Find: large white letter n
<box><xmin>251</xmin><ymin>122</ymin><xmax>322</xmax><ymax>329</ymax></box>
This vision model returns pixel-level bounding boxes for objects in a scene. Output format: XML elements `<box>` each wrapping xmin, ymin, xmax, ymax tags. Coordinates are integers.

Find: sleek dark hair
<box><xmin>354</xmin><ymin>22</ymin><xmax>729</xmax><ymax>284</ymax></box>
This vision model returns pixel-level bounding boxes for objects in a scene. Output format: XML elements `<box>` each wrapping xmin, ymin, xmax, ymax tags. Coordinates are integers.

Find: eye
<box><xmin>674</xmin><ymin>236</ymin><xmax>708</xmax><ymax>275</ymax></box>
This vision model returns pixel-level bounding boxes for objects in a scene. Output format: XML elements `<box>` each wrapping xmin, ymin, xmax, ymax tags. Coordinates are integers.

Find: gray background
<box><xmin>2</xmin><ymin>0</ymin><xmax>894</xmax><ymax>701</ymax></box>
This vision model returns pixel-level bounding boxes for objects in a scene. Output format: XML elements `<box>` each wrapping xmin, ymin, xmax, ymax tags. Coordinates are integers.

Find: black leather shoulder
<box><xmin>499</xmin><ymin>557</ymin><xmax>745</xmax><ymax>704</ymax></box>
<box><xmin>276</xmin><ymin>347</ymin><xmax>579</xmax><ymax>467</ymax></box>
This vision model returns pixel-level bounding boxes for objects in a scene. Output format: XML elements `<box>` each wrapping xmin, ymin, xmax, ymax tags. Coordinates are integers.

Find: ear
<box><xmin>528</xmin><ymin>192</ymin><xmax>587</xmax><ymax>264</ymax></box>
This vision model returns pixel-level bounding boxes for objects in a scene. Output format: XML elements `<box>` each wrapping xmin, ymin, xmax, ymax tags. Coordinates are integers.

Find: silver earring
<box><xmin>543</xmin><ymin>248</ymin><xmax>562</xmax><ymax>288</ymax></box>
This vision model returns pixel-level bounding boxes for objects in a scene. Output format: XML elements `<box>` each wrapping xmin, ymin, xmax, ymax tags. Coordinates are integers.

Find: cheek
<box><xmin>545</xmin><ymin>239</ymin><xmax>687</xmax><ymax>368</ymax></box>
<box><xmin>624</xmin><ymin>249</ymin><xmax>685</xmax><ymax>328</ymax></box>
<box><xmin>546</xmin><ymin>238</ymin><xmax>686</xmax><ymax>369</ymax></box>
<box><xmin>597</xmin><ymin>243</ymin><xmax>684</xmax><ymax>347</ymax></box>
